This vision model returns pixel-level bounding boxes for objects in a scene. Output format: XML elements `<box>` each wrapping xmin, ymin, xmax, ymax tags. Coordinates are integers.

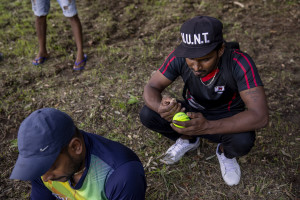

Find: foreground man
<box><xmin>140</xmin><ymin>16</ymin><xmax>268</xmax><ymax>186</ymax></box>
<box><xmin>10</xmin><ymin>108</ymin><xmax>146</xmax><ymax>199</ymax></box>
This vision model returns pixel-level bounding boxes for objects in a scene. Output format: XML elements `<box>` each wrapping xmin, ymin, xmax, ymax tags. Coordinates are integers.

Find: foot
<box><xmin>160</xmin><ymin>137</ymin><xmax>200</xmax><ymax>164</ymax></box>
<box><xmin>32</xmin><ymin>53</ymin><xmax>48</xmax><ymax>65</ymax></box>
<box><xmin>216</xmin><ymin>144</ymin><xmax>241</xmax><ymax>186</ymax></box>
<box><xmin>73</xmin><ymin>54</ymin><xmax>87</xmax><ymax>71</ymax></box>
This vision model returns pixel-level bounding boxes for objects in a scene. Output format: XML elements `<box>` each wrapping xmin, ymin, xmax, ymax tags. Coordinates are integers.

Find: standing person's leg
<box><xmin>31</xmin><ymin>0</ymin><xmax>50</xmax><ymax>65</ymax></box>
<box><xmin>58</xmin><ymin>0</ymin><xmax>86</xmax><ymax>70</ymax></box>
<box><xmin>69</xmin><ymin>14</ymin><xmax>85</xmax><ymax>70</ymax></box>
<box><xmin>35</xmin><ymin>16</ymin><xmax>48</xmax><ymax>59</ymax></box>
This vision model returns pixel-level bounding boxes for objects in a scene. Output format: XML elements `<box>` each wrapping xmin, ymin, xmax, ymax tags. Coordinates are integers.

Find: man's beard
<box><xmin>65</xmin><ymin>152</ymin><xmax>84</xmax><ymax>182</ymax></box>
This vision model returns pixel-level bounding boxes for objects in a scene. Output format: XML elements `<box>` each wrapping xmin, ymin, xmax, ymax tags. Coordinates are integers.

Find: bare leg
<box><xmin>33</xmin><ymin>15</ymin><xmax>49</xmax><ymax>64</ymax></box>
<box><xmin>68</xmin><ymin>14</ymin><xmax>85</xmax><ymax>69</ymax></box>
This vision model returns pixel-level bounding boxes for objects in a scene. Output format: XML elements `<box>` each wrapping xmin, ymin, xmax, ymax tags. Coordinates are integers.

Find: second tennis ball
<box><xmin>172</xmin><ymin>112</ymin><xmax>190</xmax><ymax>128</ymax></box>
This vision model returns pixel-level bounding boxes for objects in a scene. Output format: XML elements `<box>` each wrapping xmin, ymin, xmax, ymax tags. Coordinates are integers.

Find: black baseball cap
<box><xmin>174</xmin><ymin>16</ymin><xmax>224</xmax><ymax>58</ymax></box>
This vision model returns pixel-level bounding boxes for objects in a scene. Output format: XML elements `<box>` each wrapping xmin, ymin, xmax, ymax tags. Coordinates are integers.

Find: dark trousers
<box><xmin>139</xmin><ymin>101</ymin><xmax>255</xmax><ymax>159</ymax></box>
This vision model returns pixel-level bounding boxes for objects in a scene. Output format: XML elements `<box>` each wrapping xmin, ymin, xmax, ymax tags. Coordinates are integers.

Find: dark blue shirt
<box><xmin>30</xmin><ymin>131</ymin><xmax>146</xmax><ymax>200</ymax></box>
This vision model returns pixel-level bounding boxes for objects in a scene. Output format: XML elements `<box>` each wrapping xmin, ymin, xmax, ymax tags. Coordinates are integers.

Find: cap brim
<box><xmin>173</xmin><ymin>42</ymin><xmax>219</xmax><ymax>58</ymax></box>
<box><xmin>10</xmin><ymin>151</ymin><xmax>59</xmax><ymax>181</ymax></box>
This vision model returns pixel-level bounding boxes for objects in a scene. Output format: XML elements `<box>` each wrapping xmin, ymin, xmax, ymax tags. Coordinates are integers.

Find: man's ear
<box><xmin>218</xmin><ymin>43</ymin><xmax>225</xmax><ymax>57</ymax></box>
<box><xmin>68</xmin><ymin>138</ymin><xmax>83</xmax><ymax>155</ymax></box>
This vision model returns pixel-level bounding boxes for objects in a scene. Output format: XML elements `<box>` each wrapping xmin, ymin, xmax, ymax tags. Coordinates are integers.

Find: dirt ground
<box><xmin>0</xmin><ymin>0</ymin><xmax>299</xmax><ymax>199</ymax></box>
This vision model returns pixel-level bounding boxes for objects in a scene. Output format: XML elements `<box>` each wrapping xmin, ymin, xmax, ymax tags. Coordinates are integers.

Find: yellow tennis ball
<box><xmin>172</xmin><ymin>112</ymin><xmax>190</xmax><ymax>128</ymax></box>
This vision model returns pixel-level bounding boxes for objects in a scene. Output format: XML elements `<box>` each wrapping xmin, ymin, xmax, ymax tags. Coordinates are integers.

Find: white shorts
<box><xmin>31</xmin><ymin>0</ymin><xmax>77</xmax><ymax>17</ymax></box>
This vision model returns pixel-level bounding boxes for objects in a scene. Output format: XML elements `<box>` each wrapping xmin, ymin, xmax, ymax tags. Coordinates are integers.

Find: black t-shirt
<box><xmin>158</xmin><ymin>48</ymin><xmax>263</xmax><ymax>114</ymax></box>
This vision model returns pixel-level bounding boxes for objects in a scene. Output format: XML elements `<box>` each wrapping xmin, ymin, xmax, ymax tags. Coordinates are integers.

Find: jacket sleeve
<box><xmin>105</xmin><ymin>161</ymin><xmax>146</xmax><ymax>200</ymax></box>
<box><xmin>158</xmin><ymin>50</ymin><xmax>186</xmax><ymax>81</ymax></box>
<box><xmin>232</xmin><ymin>51</ymin><xmax>263</xmax><ymax>92</ymax></box>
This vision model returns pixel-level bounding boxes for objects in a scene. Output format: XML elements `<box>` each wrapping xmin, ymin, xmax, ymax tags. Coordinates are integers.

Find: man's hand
<box><xmin>171</xmin><ymin>112</ymin><xmax>209</xmax><ymax>135</ymax></box>
<box><xmin>169</xmin><ymin>87</ymin><xmax>268</xmax><ymax>136</ymax></box>
<box><xmin>158</xmin><ymin>97</ymin><xmax>185</xmax><ymax>122</ymax></box>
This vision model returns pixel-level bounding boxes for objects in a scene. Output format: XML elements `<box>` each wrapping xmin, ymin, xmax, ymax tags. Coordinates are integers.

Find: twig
<box><xmin>233</xmin><ymin>1</ymin><xmax>245</xmax><ymax>8</ymax></box>
<box><xmin>284</xmin><ymin>190</ymin><xmax>296</xmax><ymax>200</ymax></box>
<box><xmin>176</xmin><ymin>185</ymin><xmax>189</xmax><ymax>195</ymax></box>
<box><xmin>144</xmin><ymin>156</ymin><xmax>153</xmax><ymax>170</ymax></box>
<box><xmin>205</xmin><ymin>154</ymin><xmax>216</xmax><ymax>160</ymax></box>
<box><xmin>214</xmin><ymin>190</ymin><xmax>228</xmax><ymax>197</ymax></box>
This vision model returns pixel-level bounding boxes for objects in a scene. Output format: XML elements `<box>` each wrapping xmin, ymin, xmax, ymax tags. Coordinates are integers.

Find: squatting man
<box><xmin>10</xmin><ymin>108</ymin><xmax>146</xmax><ymax>199</ymax></box>
<box><xmin>140</xmin><ymin>16</ymin><xmax>269</xmax><ymax>186</ymax></box>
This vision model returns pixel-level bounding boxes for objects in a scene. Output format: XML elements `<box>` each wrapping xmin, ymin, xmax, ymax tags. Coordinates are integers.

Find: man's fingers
<box><xmin>172</xmin><ymin>119</ymin><xmax>190</xmax><ymax>127</ymax></box>
<box><xmin>160</xmin><ymin>111</ymin><xmax>174</xmax><ymax>122</ymax></box>
<box><xmin>187</xmin><ymin>112</ymin><xmax>203</xmax><ymax>119</ymax></box>
<box><xmin>168</xmin><ymin>102</ymin><xmax>179</xmax><ymax>114</ymax></box>
<box><xmin>161</xmin><ymin>99</ymin><xmax>170</xmax><ymax>106</ymax></box>
<box><xmin>174</xmin><ymin>103</ymin><xmax>183</xmax><ymax>113</ymax></box>
<box><xmin>170</xmin><ymin>123</ymin><xmax>194</xmax><ymax>135</ymax></box>
<box><xmin>166</xmin><ymin>116</ymin><xmax>173</xmax><ymax>122</ymax></box>
<box><xmin>159</xmin><ymin>103</ymin><xmax>173</xmax><ymax>113</ymax></box>
<box><xmin>161</xmin><ymin>96</ymin><xmax>173</xmax><ymax>106</ymax></box>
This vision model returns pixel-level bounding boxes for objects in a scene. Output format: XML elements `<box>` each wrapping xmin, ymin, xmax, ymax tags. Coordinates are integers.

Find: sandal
<box><xmin>32</xmin><ymin>56</ymin><xmax>47</xmax><ymax>66</ymax></box>
<box><xmin>73</xmin><ymin>54</ymin><xmax>87</xmax><ymax>71</ymax></box>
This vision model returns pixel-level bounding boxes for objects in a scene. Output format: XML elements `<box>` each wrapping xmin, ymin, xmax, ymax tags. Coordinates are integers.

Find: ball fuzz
<box><xmin>172</xmin><ymin>112</ymin><xmax>190</xmax><ymax>128</ymax></box>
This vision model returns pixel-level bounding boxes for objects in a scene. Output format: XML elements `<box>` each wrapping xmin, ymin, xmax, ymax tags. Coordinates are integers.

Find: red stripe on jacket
<box><xmin>158</xmin><ymin>50</ymin><xmax>175</xmax><ymax>71</ymax></box>
<box><xmin>161</xmin><ymin>56</ymin><xmax>176</xmax><ymax>74</ymax></box>
<box><xmin>228</xmin><ymin>92</ymin><xmax>237</xmax><ymax>111</ymax></box>
<box><xmin>233</xmin><ymin>58</ymin><xmax>250</xmax><ymax>89</ymax></box>
<box><xmin>234</xmin><ymin>51</ymin><xmax>258</xmax><ymax>87</ymax></box>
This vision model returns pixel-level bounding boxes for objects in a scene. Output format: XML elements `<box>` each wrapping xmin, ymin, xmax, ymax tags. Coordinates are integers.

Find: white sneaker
<box><xmin>160</xmin><ymin>137</ymin><xmax>200</xmax><ymax>164</ymax></box>
<box><xmin>216</xmin><ymin>144</ymin><xmax>241</xmax><ymax>186</ymax></box>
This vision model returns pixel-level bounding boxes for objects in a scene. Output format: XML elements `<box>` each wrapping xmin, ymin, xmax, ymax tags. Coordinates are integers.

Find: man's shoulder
<box><xmin>231</xmin><ymin>49</ymin><xmax>253</xmax><ymax>61</ymax></box>
<box><xmin>82</xmin><ymin>131</ymin><xmax>141</xmax><ymax>169</ymax></box>
<box><xmin>221</xmin><ymin>48</ymin><xmax>255</xmax><ymax>70</ymax></box>
<box><xmin>160</xmin><ymin>50</ymin><xmax>186</xmax><ymax>68</ymax></box>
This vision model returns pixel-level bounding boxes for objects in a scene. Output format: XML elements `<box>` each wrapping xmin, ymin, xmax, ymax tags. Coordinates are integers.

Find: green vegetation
<box><xmin>0</xmin><ymin>0</ymin><xmax>299</xmax><ymax>199</ymax></box>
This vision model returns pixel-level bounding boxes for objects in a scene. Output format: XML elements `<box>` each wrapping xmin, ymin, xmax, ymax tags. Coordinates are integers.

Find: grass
<box><xmin>0</xmin><ymin>0</ymin><xmax>300</xmax><ymax>199</ymax></box>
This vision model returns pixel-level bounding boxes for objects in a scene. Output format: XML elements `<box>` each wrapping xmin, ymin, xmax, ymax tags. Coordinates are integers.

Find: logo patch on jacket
<box><xmin>214</xmin><ymin>86</ymin><xmax>225</xmax><ymax>94</ymax></box>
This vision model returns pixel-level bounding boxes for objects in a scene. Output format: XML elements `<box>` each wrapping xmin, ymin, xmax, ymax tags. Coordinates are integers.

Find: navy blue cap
<box><xmin>10</xmin><ymin>108</ymin><xmax>75</xmax><ymax>180</ymax></box>
<box><xmin>174</xmin><ymin>16</ymin><xmax>224</xmax><ymax>58</ymax></box>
